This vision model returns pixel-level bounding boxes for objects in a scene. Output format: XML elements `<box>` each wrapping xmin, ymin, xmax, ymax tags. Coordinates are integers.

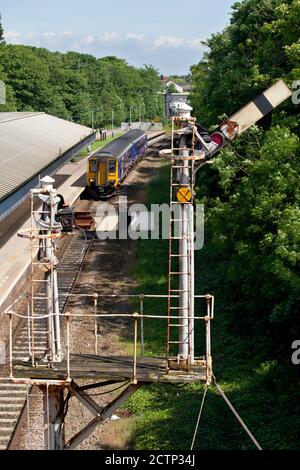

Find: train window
<box><xmin>108</xmin><ymin>160</ymin><xmax>116</xmax><ymax>173</ymax></box>
<box><xmin>89</xmin><ymin>160</ymin><xmax>97</xmax><ymax>173</ymax></box>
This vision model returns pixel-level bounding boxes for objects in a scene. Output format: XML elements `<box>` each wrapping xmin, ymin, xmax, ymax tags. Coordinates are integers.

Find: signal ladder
<box><xmin>167</xmin><ymin>117</ymin><xmax>196</xmax><ymax>369</ymax></box>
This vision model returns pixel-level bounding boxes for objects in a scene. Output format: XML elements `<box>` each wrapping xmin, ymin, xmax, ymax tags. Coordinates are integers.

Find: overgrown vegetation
<box><xmin>128</xmin><ymin>0</ymin><xmax>300</xmax><ymax>450</ymax></box>
<box><xmin>190</xmin><ymin>0</ymin><xmax>300</xmax><ymax>366</ymax></box>
<box><xmin>0</xmin><ymin>15</ymin><xmax>165</xmax><ymax>126</ymax></box>
<box><xmin>0</xmin><ymin>14</ymin><xmax>4</xmax><ymax>43</ymax></box>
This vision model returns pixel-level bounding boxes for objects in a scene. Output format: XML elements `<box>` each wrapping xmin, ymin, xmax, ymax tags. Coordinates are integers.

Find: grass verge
<box><xmin>72</xmin><ymin>132</ymin><xmax>124</xmax><ymax>161</ymax></box>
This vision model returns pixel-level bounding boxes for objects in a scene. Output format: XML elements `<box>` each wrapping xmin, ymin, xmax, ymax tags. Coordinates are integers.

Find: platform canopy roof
<box><xmin>0</xmin><ymin>112</ymin><xmax>93</xmax><ymax>202</ymax></box>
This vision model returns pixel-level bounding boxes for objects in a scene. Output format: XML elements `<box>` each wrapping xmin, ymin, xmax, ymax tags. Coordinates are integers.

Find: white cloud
<box><xmin>4</xmin><ymin>29</ymin><xmax>202</xmax><ymax>50</ymax></box>
<box><xmin>41</xmin><ymin>32</ymin><xmax>57</xmax><ymax>38</ymax></box>
<box><xmin>26</xmin><ymin>32</ymin><xmax>36</xmax><ymax>40</ymax></box>
<box><xmin>153</xmin><ymin>36</ymin><xmax>185</xmax><ymax>48</ymax></box>
<box><xmin>99</xmin><ymin>32</ymin><xmax>120</xmax><ymax>42</ymax></box>
<box><xmin>42</xmin><ymin>31</ymin><xmax>73</xmax><ymax>38</ymax></box>
<box><xmin>26</xmin><ymin>31</ymin><xmax>73</xmax><ymax>39</ymax></box>
<box><xmin>3</xmin><ymin>29</ymin><xmax>205</xmax><ymax>74</ymax></box>
<box><xmin>4</xmin><ymin>30</ymin><xmax>22</xmax><ymax>44</ymax></box>
<box><xmin>187</xmin><ymin>38</ymin><xmax>202</xmax><ymax>49</ymax></box>
<box><xmin>125</xmin><ymin>32</ymin><xmax>146</xmax><ymax>42</ymax></box>
<box><xmin>153</xmin><ymin>35</ymin><xmax>203</xmax><ymax>49</ymax></box>
<box><xmin>84</xmin><ymin>34</ymin><xmax>95</xmax><ymax>45</ymax></box>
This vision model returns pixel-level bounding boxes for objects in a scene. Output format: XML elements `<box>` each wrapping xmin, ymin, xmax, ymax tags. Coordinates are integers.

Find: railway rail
<box><xmin>0</xmin><ymin>131</ymin><xmax>167</xmax><ymax>450</ymax></box>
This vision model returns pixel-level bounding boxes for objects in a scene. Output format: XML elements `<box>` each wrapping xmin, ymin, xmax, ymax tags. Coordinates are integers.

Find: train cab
<box><xmin>86</xmin><ymin>154</ymin><xmax>118</xmax><ymax>196</ymax></box>
<box><xmin>84</xmin><ymin>130</ymin><xmax>147</xmax><ymax>199</ymax></box>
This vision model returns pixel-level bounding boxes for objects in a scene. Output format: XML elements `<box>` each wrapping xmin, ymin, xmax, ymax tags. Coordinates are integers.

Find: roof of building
<box><xmin>180</xmin><ymin>83</ymin><xmax>192</xmax><ymax>92</ymax></box>
<box><xmin>0</xmin><ymin>112</ymin><xmax>93</xmax><ymax>202</ymax></box>
<box><xmin>94</xmin><ymin>130</ymin><xmax>146</xmax><ymax>160</ymax></box>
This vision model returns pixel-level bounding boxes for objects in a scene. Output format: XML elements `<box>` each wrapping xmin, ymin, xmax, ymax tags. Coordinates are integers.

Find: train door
<box><xmin>98</xmin><ymin>160</ymin><xmax>107</xmax><ymax>186</ymax></box>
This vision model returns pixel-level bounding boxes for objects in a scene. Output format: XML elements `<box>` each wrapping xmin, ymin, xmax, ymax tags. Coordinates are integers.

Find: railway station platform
<box><xmin>0</xmin><ymin>156</ymin><xmax>89</xmax><ymax>309</ymax></box>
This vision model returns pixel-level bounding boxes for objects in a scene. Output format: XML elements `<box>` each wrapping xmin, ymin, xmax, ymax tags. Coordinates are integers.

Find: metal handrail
<box><xmin>6</xmin><ymin>312</ymin><xmax>211</xmax><ymax>320</ymax></box>
<box><xmin>7</xmin><ymin>291</ymin><xmax>214</xmax><ymax>384</ymax></box>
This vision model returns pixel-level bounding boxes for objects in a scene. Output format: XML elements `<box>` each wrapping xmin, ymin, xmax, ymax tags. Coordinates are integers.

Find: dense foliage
<box><xmin>0</xmin><ymin>17</ymin><xmax>164</xmax><ymax>126</ymax></box>
<box><xmin>0</xmin><ymin>15</ymin><xmax>4</xmax><ymax>43</ymax></box>
<box><xmin>190</xmin><ymin>0</ymin><xmax>300</xmax><ymax>363</ymax></box>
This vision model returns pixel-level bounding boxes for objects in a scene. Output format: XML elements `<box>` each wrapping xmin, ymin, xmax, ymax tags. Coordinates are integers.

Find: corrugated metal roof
<box><xmin>0</xmin><ymin>112</ymin><xmax>93</xmax><ymax>201</ymax></box>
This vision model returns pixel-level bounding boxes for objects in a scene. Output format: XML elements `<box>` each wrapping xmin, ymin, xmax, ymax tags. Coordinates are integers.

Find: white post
<box><xmin>188</xmin><ymin>202</ymin><xmax>194</xmax><ymax>363</ymax></box>
<box><xmin>44</xmin><ymin>385</ymin><xmax>65</xmax><ymax>450</ymax></box>
<box><xmin>53</xmin><ymin>269</ymin><xmax>62</xmax><ymax>361</ymax></box>
<box><xmin>44</xmin><ymin>208</ymin><xmax>53</xmax><ymax>361</ymax></box>
<box><xmin>178</xmin><ymin>134</ymin><xmax>190</xmax><ymax>362</ymax></box>
<box><xmin>38</xmin><ymin>177</ymin><xmax>63</xmax><ymax>363</ymax></box>
<box><xmin>174</xmin><ymin>105</ymin><xmax>195</xmax><ymax>365</ymax></box>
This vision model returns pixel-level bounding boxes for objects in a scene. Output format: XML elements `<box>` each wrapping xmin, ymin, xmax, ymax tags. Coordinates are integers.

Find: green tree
<box><xmin>191</xmin><ymin>0</ymin><xmax>300</xmax><ymax>358</ymax></box>
<box><xmin>0</xmin><ymin>41</ymin><xmax>164</xmax><ymax>124</ymax></box>
<box><xmin>0</xmin><ymin>45</ymin><xmax>52</xmax><ymax>111</ymax></box>
<box><xmin>0</xmin><ymin>14</ymin><xmax>4</xmax><ymax>43</ymax></box>
<box><xmin>191</xmin><ymin>0</ymin><xmax>300</xmax><ymax>125</ymax></box>
<box><xmin>166</xmin><ymin>83</ymin><xmax>177</xmax><ymax>93</ymax></box>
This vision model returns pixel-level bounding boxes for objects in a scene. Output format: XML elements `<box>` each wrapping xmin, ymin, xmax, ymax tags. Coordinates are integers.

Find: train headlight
<box><xmin>89</xmin><ymin>178</ymin><xmax>95</xmax><ymax>183</ymax></box>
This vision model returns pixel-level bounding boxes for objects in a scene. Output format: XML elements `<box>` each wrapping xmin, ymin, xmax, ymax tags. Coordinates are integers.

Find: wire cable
<box><xmin>213</xmin><ymin>378</ymin><xmax>262</xmax><ymax>450</ymax></box>
<box><xmin>190</xmin><ymin>385</ymin><xmax>208</xmax><ymax>450</ymax></box>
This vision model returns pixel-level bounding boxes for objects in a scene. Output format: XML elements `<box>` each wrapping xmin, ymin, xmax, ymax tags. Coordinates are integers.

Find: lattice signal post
<box><xmin>162</xmin><ymin>79</ymin><xmax>292</xmax><ymax>369</ymax></box>
<box><xmin>17</xmin><ymin>176</ymin><xmax>65</xmax><ymax>365</ymax></box>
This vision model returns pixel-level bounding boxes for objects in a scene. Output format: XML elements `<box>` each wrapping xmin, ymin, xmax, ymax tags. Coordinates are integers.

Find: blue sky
<box><xmin>1</xmin><ymin>0</ymin><xmax>234</xmax><ymax>74</ymax></box>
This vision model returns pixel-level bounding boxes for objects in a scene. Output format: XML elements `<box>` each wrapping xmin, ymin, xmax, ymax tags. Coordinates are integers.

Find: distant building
<box><xmin>162</xmin><ymin>77</ymin><xmax>184</xmax><ymax>93</ymax></box>
<box><xmin>164</xmin><ymin>92</ymin><xmax>191</xmax><ymax>118</ymax></box>
<box><xmin>165</xmin><ymin>81</ymin><xmax>184</xmax><ymax>93</ymax></box>
<box><xmin>180</xmin><ymin>82</ymin><xmax>192</xmax><ymax>93</ymax></box>
<box><xmin>161</xmin><ymin>76</ymin><xmax>193</xmax><ymax>117</ymax></box>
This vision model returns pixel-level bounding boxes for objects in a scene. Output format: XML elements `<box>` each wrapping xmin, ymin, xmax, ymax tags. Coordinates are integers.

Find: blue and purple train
<box><xmin>85</xmin><ymin>130</ymin><xmax>147</xmax><ymax>199</ymax></box>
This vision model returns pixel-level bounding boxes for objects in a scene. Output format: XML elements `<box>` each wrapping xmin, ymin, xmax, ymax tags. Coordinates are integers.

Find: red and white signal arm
<box><xmin>227</xmin><ymin>79</ymin><xmax>292</xmax><ymax>137</ymax></box>
<box><xmin>209</xmin><ymin>79</ymin><xmax>292</xmax><ymax>151</ymax></box>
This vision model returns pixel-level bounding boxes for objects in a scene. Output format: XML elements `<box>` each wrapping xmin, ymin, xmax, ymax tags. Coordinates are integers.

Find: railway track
<box><xmin>0</xmin><ymin>132</ymin><xmax>168</xmax><ymax>450</ymax></box>
<box><xmin>0</xmin><ymin>230</ymin><xmax>93</xmax><ymax>450</ymax></box>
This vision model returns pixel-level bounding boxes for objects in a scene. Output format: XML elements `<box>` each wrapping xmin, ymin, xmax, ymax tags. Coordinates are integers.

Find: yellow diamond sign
<box><xmin>177</xmin><ymin>187</ymin><xmax>192</xmax><ymax>203</ymax></box>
